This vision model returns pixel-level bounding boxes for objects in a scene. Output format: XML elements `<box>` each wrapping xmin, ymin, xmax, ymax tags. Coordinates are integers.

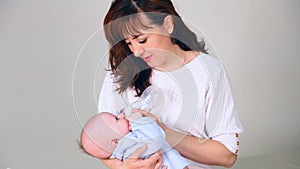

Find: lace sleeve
<box><xmin>202</xmin><ymin>56</ymin><xmax>244</xmax><ymax>138</ymax></box>
<box><xmin>212</xmin><ymin>133</ymin><xmax>240</xmax><ymax>154</ymax></box>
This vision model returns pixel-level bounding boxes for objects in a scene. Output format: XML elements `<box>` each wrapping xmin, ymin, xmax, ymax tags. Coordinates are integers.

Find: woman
<box><xmin>97</xmin><ymin>0</ymin><xmax>243</xmax><ymax>168</ymax></box>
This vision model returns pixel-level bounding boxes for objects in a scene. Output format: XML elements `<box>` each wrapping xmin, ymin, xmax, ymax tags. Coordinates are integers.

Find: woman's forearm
<box><xmin>142</xmin><ymin>110</ymin><xmax>237</xmax><ymax>167</ymax></box>
<box><xmin>100</xmin><ymin>158</ymin><xmax>121</xmax><ymax>169</ymax></box>
<box><xmin>99</xmin><ymin>147</ymin><xmax>164</xmax><ymax>169</ymax></box>
<box><xmin>162</xmin><ymin>126</ymin><xmax>237</xmax><ymax>168</ymax></box>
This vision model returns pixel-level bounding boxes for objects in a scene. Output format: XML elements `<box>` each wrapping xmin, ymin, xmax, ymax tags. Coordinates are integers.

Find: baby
<box><xmin>80</xmin><ymin>86</ymin><xmax>189</xmax><ymax>169</ymax></box>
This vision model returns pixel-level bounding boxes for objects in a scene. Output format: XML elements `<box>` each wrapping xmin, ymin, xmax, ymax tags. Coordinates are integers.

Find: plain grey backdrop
<box><xmin>1</xmin><ymin>0</ymin><xmax>299</xmax><ymax>169</ymax></box>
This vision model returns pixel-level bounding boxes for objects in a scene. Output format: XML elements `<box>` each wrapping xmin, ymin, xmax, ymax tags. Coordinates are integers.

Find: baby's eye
<box><xmin>115</xmin><ymin>116</ymin><xmax>119</xmax><ymax>121</ymax></box>
<box><xmin>125</xmin><ymin>41</ymin><xmax>131</xmax><ymax>45</ymax></box>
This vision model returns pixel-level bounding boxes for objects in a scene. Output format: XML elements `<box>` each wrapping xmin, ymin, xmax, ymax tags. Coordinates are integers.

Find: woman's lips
<box><xmin>143</xmin><ymin>55</ymin><xmax>152</xmax><ymax>62</ymax></box>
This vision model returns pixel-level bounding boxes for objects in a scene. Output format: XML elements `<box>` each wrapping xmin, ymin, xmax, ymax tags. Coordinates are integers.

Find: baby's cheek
<box><xmin>119</xmin><ymin>122</ymin><xmax>130</xmax><ymax>135</ymax></box>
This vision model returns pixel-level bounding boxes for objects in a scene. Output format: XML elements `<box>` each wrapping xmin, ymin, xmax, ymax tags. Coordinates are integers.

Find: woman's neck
<box><xmin>154</xmin><ymin>46</ymin><xmax>199</xmax><ymax>72</ymax></box>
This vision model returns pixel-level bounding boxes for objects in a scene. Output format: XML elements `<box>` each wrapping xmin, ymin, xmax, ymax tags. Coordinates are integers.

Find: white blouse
<box><xmin>98</xmin><ymin>52</ymin><xmax>244</xmax><ymax>168</ymax></box>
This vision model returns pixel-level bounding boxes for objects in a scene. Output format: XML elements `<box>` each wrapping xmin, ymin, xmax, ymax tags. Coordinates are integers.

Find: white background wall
<box><xmin>0</xmin><ymin>0</ymin><xmax>299</xmax><ymax>168</ymax></box>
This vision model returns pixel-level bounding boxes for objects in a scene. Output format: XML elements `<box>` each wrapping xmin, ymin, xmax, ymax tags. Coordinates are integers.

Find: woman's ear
<box><xmin>163</xmin><ymin>15</ymin><xmax>174</xmax><ymax>34</ymax></box>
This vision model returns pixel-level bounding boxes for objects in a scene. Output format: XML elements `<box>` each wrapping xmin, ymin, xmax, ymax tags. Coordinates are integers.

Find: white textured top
<box><xmin>98</xmin><ymin>53</ymin><xmax>244</xmax><ymax>169</ymax></box>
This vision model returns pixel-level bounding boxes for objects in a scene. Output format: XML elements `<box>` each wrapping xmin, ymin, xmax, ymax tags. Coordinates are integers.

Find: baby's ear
<box><xmin>110</xmin><ymin>138</ymin><xmax>119</xmax><ymax>145</ymax></box>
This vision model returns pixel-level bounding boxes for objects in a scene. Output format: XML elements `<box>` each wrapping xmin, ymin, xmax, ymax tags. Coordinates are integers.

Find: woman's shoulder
<box><xmin>193</xmin><ymin>52</ymin><xmax>226</xmax><ymax>74</ymax></box>
<box><xmin>195</xmin><ymin>52</ymin><xmax>224</xmax><ymax>67</ymax></box>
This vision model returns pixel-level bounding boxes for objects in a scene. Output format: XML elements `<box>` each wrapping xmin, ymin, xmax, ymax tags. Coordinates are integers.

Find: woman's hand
<box><xmin>100</xmin><ymin>145</ymin><xmax>166</xmax><ymax>169</ymax></box>
<box><xmin>132</xmin><ymin>109</ymin><xmax>157</xmax><ymax>119</ymax></box>
<box><xmin>132</xmin><ymin>109</ymin><xmax>168</xmax><ymax>130</ymax></box>
<box><xmin>123</xmin><ymin>145</ymin><xmax>165</xmax><ymax>169</ymax></box>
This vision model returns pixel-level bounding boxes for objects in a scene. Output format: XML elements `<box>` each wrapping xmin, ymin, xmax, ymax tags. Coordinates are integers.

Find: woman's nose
<box><xmin>132</xmin><ymin>45</ymin><xmax>144</xmax><ymax>57</ymax></box>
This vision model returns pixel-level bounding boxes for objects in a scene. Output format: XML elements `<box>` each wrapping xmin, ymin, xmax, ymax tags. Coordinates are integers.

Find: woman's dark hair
<box><xmin>103</xmin><ymin>0</ymin><xmax>207</xmax><ymax>96</ymax></box>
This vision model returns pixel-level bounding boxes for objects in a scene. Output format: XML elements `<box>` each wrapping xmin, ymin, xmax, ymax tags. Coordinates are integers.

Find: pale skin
<box><xmin>100</xmin><ymin>15</ymin><xmax>237</xmax><ymax>168</ymax></box>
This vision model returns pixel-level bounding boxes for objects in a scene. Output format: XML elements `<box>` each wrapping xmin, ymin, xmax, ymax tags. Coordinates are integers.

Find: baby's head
<box><xmin>80</xmin><ymin>112</ymin><xmax>130</xmax><ymax>159</ymax></box>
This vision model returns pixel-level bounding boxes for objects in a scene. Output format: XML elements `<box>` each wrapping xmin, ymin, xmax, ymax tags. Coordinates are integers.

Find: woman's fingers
<box><xmin>132</xmin><ymin>108</ymin><xmax>167</xmax><ymax>130</ymax></box>
<box><xmin>151</xmin><ymin>150</ymin><xmax>164</xmax><ymax>169</ymax></box>
<box><xmin>123</xmin><ymin>146</ymin><xmax>164</xmax><ymax>169</ymax></box>
<box><xmin>132</xmin><ymin>109</ymin><xmax>149</xmax><ymax>116</ymax></box>
<box><xmin>132</xmin><ymin>109</ymin><xmax>157</xmax><ymax>120</ymax></box>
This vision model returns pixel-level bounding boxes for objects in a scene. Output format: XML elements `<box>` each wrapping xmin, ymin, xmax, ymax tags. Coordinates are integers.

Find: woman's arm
<box><xmin>161</xmin><ymin>124</ymin><xmax>237</xmax><ymax>168</ymax></box>
<box><xmin>162</xmin><ymin>57</ymin><xmax>241</xmax><ymax>167</ymax></box>
<box><xmin>135</xmin><ymin>109</ymin><xmax>237</xmax><ymax>168</ymax></box>
<box><xmin>100</xmin><ymin>145</ymin><xmax>165</xmax><ymax>169</ymax></box>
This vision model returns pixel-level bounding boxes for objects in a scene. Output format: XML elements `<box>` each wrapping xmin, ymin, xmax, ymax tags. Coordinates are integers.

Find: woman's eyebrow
<box><xmin>133</xmin><ymin>34</ymin><xmax>143</xmax><ymax>39</ymax></box>
<box><xmin>126</xmin><ymin>34</ymin><xmax>143</xmax><ymax>40</ymax></box>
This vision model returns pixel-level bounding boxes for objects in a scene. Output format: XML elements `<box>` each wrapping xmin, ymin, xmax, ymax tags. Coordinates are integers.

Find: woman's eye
<box><xmin>139</xmin><ymin>39</ymin><xmax>147</xmax><ymax>44</ymax></box>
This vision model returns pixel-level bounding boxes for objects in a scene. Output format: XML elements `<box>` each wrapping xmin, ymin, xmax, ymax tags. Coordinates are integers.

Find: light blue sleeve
<box><xmin>111</xmin><ymin>117</ymin><xmax>165</xmax><ymax>160</ymax></box>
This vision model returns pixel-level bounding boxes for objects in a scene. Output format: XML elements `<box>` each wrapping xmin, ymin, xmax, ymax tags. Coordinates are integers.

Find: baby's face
<box><xmin>102</xmin><ymin>112</ymin><xmax>130</xmax><ymax>136</ymax></box>
<box><xmin>80</xmin><ymin>112</ymin><xmax>131</xmax><ymax>159</ymax></box>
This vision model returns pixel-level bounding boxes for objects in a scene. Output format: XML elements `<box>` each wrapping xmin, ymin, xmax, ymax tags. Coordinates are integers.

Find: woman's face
<box><xmin>124</xmin><ymin>15</ymin><xmax>178</xmax><ymax>70</ymax></box>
